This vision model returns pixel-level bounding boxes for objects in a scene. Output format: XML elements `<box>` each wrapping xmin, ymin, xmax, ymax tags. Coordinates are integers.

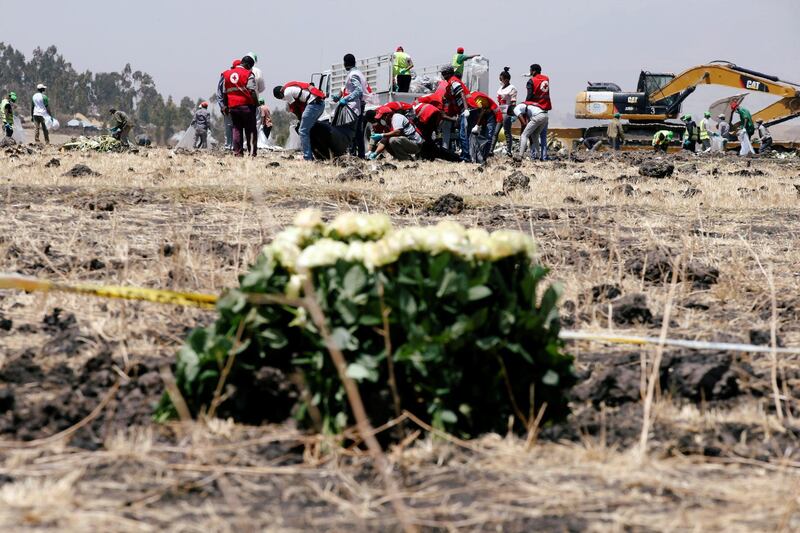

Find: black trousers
<box><xmin>396</xmin><ymin>75</ymin><xmax>411</xmax><ymax>92</ymax></box>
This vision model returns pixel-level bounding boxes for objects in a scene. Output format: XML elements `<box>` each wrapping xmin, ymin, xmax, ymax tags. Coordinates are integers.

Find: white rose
<box><xmin>297</xmin><ymin>239</ymin><xmax>349</xmax><ymax>269</ymax></box>
<box><xmin>466</xmin><ymin>228</ymin><xmax>491</xmax><ymax>260</ymax></box>
<box><xmin>489</xmin><ymin>231</ymin><xmax>536</xmax><ymax>261</ymax></box>
<box><xmin>294</xmin><ymin>208</ymin><xmax>323</xmax><ymax>229</ymax></box>
<box><xmin>285</xmin><ymin>274</ymin><xmax>305</xmax><ymax>298</ymax></box>
<box><xmin>327</xmin><ymin>213</ymin><xmax>392</xmax><ymax>240</ymax></box>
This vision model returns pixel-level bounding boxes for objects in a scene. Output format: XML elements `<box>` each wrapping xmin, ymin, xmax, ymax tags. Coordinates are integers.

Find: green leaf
<box><xmin>467</xmin><ymin>285</ymin><xmax>492</xmax><ymax>301</ymax></box>
<box><xmin>343</xmin><ymin>265</ymin><xmax>367</xmax><ymax>295</ymax></box>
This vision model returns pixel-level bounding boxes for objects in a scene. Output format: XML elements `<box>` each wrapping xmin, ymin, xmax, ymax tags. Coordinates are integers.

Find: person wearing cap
<box><xmin>716</xmin><ymin>113</ymin><xmax>731</xmax><ymax>150</ymax></box>
<box><xmin>1</xmin><ymin>92</ymin><xmax>17</xmax><ymax>138</ymax></box>
<box><xmin>465</xmin><ymin>91</ymin><xmax>499</xmax><ymax>163</ymax></box>
<box><xmin>606</xmin><ymin>112</ymin><xmax>624</xmax><ymax>151</ymax></box>
<box><xmin>755</xmin><ymin>119</ymin><xmax>773</xmax><ymax>153</ymax></box>
<box><xmin>652</xmin><ymin>130</ymin><xmax>674</xmax><ymax>153</ymax></box>
<box><xmin>217</xmin><ymin>58</ymin><xmax>241</xmax><ymax>151</ymax></box>
<box><xmin>246</xmin><ymin>52</ymin><xmax>266</xmax><ymax>95</ymax></box>
<box><xmin>220</xmin><ymin>55</ymin><xmax>258</xmax><ymax>157</ymax></box>
<box><xmin>365</xmin><ymin>105</ymin><xmax>423</xmax><ymax>161</ymax></box>
<box><xmin>191</xmin><ymin>101</ymin><xmax>211</xmax><ymax>149</ymax></box>
<box><xmin>258</xmin><ymin>97</ymin><xmax>272</xmax><ymax>144</ymax></box>
<box><xmin>108</xmin><ymin>108</ymin><xmax>132</xmax><ymax>147</ymax></box>
<box><xmin>681</xmin><ymin>114</ymin><xmax>699</xmax><ymax>152</ymax></box>
<box><xmin>30</xmin><ymin>84</ymin><xmax>52</xmax><ymax>144</ymax></box>
<box><xmin>699</xmin><ymin>111</ymin><xmax>713</xmax><ymax>152</ymax></box>
<box><xmin>440</xmin><ymin>65</ymin><xmax>471</xmax><ymax>161</ymax></box>
<box><xmin>731</xmin><ymin>102</ymin><xmax>755</xmax><ymax>138</ymax></box>
<box><xmin>451</xmin><ymin>47</ymin><xmax>479</xmax><ymax>79</ymax></box>
<box><xmin>392</xmin><ymin>47</ymin><xmax>414</xmax><ymax>93</ymax></box>
<box><xmin>274</xmin><ymin>81</ymin><xmax>327</xmax><ymax>160</ymax></box>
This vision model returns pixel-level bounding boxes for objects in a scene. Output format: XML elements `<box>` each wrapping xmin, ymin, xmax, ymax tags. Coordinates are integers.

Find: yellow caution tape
<box><xmin>3</xmin><ymin>273</ymin><xmax>799</xmax><ymax>355</ymax></box>
<box><xmin>0</xmin><ymin>274</ymin><xmax>218</xmax><ymax>309</ymax></box>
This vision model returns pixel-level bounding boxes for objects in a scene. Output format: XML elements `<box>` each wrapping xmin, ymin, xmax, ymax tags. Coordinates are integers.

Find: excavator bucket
<box><xmin>709</xmin><ymin>93</ymin><xmax>747</xmax><ymax>124</ymax></box>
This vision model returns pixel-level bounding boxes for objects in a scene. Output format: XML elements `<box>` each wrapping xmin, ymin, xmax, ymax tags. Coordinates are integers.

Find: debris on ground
<box><xmin>428</xmin><ymin>193</ymin><xmax>465</xmax><ymax>215</ymax></box>
<box><xmin>63</xmin><ymin>164</ymin><xmax>99</xmax><ymax>177</ymax></box>
<box><xmin>502</xmin><ymin>171</ymin><xmax>532</xmax><ymax>194</ymax></box>
<box><xmin>45</xmin><ymin>158</ymin><xmax>61</xmax><ymax>168</ymax></box>
<box><xmin>638</xmin><ymin>160</ymin><xmax>675</xmax><ymax>178</ymax></box>
<box><xmin>61</xmin><ymin>136</ymin><xmax>123</xmax><ymax>153</ymax></box>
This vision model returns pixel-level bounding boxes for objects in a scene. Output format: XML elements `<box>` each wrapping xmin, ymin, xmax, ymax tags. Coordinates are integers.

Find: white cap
<box><xmin>37</xmin><ymin>83</ymin><xmax>47</xmax><ymax>90</ymax></box>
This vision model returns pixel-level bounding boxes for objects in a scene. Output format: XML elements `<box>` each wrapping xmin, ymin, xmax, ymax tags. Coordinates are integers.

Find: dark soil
<box><xmin>639</xmin><ymin>160</ymin><xmax>675</xmax><ymax>179</ymax></box>
<box><xmin>502</xmin><ymin>171</ymin><xmax>532</xmax><ymax>194</ymax></box>
<box><xmin>63</xmin><ymin>164</ymin><xmax>99</xmax><ymax>177</ymax></box>
<box><xmin>428</xmin><ymin>193</ymin><xmax>465</xmax><ymax>215</ymax></box>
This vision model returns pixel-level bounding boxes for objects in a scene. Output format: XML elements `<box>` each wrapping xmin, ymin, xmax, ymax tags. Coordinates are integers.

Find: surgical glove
<box><xmin>471</xmin><ymin>125</ymin><xmax>480</xmax><ymax>135</ymax></box>
<box><xmin>368</xmin><ymin>152</ymin><xmax>379</xmax><ymax>160</ymax></box>
<box><xmin>461</xmin><ymin>109</ymin><xmax>470</xmax><ymax>117</ymax></box>
<box><xmin>370</xmin><ymin>133</ymin><xmax>384</xmax><ymax>141</ymax></box>
<box><xmin>338</xmin><ymin>98</ymin><xmax>348</xmax><ymax>105</ymax></box>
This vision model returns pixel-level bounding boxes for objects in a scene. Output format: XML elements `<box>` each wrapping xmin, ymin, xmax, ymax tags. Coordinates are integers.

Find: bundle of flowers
<box><xmin>156</xmin><ymin>210</ymin><xmax>575</xmax><ymax>438</ymax></box>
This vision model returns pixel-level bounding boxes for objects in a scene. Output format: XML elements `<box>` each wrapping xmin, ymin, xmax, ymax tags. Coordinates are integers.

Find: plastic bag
<box><xmin>333</xmin><ymin>103</ymin><xmax>357</xmax><ymax>127</ymax></box>
<box><xmin>44</xmin><ymin>115</ymin><xmax>60</xmax><ymax>131</ymax></box>
<box><xmin>12</xmin><ymin>116</ymin><xmax>25</xmax><ymax>144</ymax></box>
<box><xmin>285</xmin><ymin>122</ymin><xmax>302</xmax><ymax>150</ymax></box>
<box><xmin>738</xmin><ymin>129</ymin><xmax>754</xmax><ymax>156</ymax></box>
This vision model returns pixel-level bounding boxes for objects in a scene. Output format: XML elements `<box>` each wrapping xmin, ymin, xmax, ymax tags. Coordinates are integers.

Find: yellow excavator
<box><xmin>574</xmin><ymin>61</ymin><xmax>800</xmax><ymax>146</ymax></box>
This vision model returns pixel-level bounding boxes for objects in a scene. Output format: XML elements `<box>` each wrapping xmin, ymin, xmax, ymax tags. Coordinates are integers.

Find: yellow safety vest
<box><xmin>699</xmin><ymin>119</ymin><xmax>710</xmax><ymax>140</ymax></box>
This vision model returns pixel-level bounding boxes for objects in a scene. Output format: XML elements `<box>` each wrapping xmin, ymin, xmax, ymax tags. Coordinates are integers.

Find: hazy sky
<box><xmin>3</xmin><ymin>0</ymin><xmax>799</xmax><ymax>125</ymax></box>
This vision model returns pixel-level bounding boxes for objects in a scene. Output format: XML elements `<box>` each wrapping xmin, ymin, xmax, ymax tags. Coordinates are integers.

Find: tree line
<box><xmin>0</xmin><ymin>43</ymin><xmax>207</xmax><ymax>144</ymax></box>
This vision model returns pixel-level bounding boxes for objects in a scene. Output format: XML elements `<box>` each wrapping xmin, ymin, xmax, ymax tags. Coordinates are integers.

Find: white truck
<box><xmin>310</xmin><ymin>52</ymin><xmax>491</xmax><ymax>122</ymax></box>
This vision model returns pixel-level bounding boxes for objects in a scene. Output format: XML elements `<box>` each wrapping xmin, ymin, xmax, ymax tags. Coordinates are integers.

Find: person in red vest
<box><xmin>220</xmin><ymin>56</ymin><xmax>258</xmax><ymax>156</ymax></box>
<box><xmin>411</xmin><ymin>101</ymin><xmax>461</xmax><ymax>162</ymax></box>
<box><xmin>364</xmin><ymin>106</ymin><xmax>423</xmax><ymax>161</ymax></box>
<box><xmin>525</xmin><ymin>63</ymin><xmax>552</xmax><ymax>111</ymax></box>
<box><xmin>465</xmin><ymin>91</ymin><xmax>499</xmax><ymax>163</ymax></box>
<box><xmin>440</xmin><ymin>66</ymin><xmax>471</xmax><ymax>162</ymax></box>
<box><xmin>419</xmin><ymin>80</ymin><xmax>459</xmax><ymax>151</ymax></box>
<box><xmin>216</xmin><ymin>58</ymin><xmax>241</xmax><ymax>151</ymax></box>
<box><xmin>273</xmin><ymin>81</ymin><xmax>326</xmax><ymax>160</ymax></box>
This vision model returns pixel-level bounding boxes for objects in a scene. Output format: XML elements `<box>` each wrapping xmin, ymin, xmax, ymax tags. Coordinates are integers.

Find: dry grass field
<box><xmin>2</xmin><ymin>142</ymin><xmax>800</xmax><ymax>531</ymax></box>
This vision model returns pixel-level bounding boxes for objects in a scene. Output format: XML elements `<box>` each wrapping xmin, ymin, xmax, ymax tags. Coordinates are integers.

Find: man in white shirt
<box><xmin>339</xmin><ymin>54</ymin><xmax>368</xmax><ymax>158</ymax></box>
<box><xmin>514</xmin><ymin>103</ymin><xmax>548</xmax><ymax>160</ymax></box>
<box><xmin>366</xmin><ymin>107</ymin><xmax>423</xmax><ymax>161</ymax></box>
<box><xmin>30</xmin><ymin>83</ymin><xmax>51</xmax><ymax>144</ymax></box>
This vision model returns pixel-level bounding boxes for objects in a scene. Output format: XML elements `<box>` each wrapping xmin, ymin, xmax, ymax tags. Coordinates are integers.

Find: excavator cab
<box><xmin>575</xmin><ymin>71</ymin><xmax>678</xmax><ymax>121</ymax></box>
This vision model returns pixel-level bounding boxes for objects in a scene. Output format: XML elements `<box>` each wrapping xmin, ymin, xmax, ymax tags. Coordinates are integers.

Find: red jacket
<box><xmin>223</xmin><ymin>66</ymin><xmax>256</xmax><ymax>108</ymax></box>
<box><xmin>525</xmin><ymin>74</ymin><xmax>552</xmax><ymax>111</ymax></box>
<box><xmin>283</xmin><ymin>81</ymin><xmax>325</xmax><ymax>117</ymax></box>
<box><xmin>384</xmin><ymin>101</ymin><xmax>413</xmax><ymax>114</ymax></box>
<box><xmin>467</xmin><ymin>91</ymin><xmax>499</xmax><ymax>111</ymax></box>
<box><xmin>412</xmin><ymin>102</ymin><xmax>441</xmax><ymax>127</ymax></box>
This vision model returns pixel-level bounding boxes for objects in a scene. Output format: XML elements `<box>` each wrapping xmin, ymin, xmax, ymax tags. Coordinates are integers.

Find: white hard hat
<box><xmin>37</xmin><ymin>83</ymin><xmax>47</xmax><ymax>90</ymax></box>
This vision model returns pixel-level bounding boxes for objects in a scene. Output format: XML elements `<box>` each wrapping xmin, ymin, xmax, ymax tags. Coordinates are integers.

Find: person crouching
<box><xmin>365</xmin><ymin>106</ymin><xmax>423</xmax><ymax>161</ymax></box>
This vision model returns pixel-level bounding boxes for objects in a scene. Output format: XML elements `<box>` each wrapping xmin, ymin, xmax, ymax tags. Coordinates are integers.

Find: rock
<box><xmin>336</xmin><ymin>167</ymin><xmax>369</xmax><ymax>182</ymax></box>
<box><xmin>612</xmin><ymin>184</ymin><xmax>635</xmax><ymax>196</ymax></box>
<box><xmin>0</xmin><ymin>388</ymin><xmax>14</xmax><ymax>413</ymax></box>
<box><xmin>86</xmin><ymin>258</ymin><xmax>106</xmax><ymax>271</ymax></box>
<box><xmin>502</xmin><ymin>171</ymin><xmax>531</xmax><ymax>194</ymax></box>
<box><xmin>563</xmin><ymin>196</ymin><xmax>582</xmax><ymax>205</ymax></box>
<box><xmin>638</xmin><ymin>160</ymin><xmax>674</xmax><ymax>179</ymax></box>
<box><xmin>749</xmin><ymin>329</ymin><xmax>784</xmax><ymax>347</ymax></box>
<box><xmin>612</xmin><ymin>294</ymin><xmax>653</xmax><ymax>325</ymax></box>
<box><xmin>0</xmin><ymin>313</ymin><xmax>11</xmax><ymax>331</ymax></box>
<box><xmin>730</xmin><ymin>168</ymin><xmax>765</xmax><ymax>176</ymax></box>
<box><xmin>625</xmin><ymin>249</ymin><xmax>718</xmax><ymax>288</ymax></box>
<box><xmin>576</xmin><ymin>174</ymin><xmax>602</xmax><ymax>183</ymax></box>
<box><xmin>267</xmin><ymin>161</ymin><xmax>280</xmax><ymax>168</ymax></box>
<box><xmin>573</xmin><ymin>351</ymin><xmax>741</xmax><ymax>407</ymax></box>
<box><xmin>682</xmin><ymin>187</ymin><xmax>702</xmax><ymax>198</ymax></box>
<box><xmin>428</xmin><ymin>193</ymin><xmax>465</xmax><ymax>215</ymax></box>
<box><xmin>380</xmin><ymin>162</ymin><xmax>398</xmax><ymax>171</ymax></box>
<box><xmin>44</xmin><ymin>158</ymin><xmax>61</xmax><ymax>168</ymax></box>
<box><xmin>794</xmin><ymin>184</ymin><xmax>800</xmax><ymax>196</ymax></box>
<box><xmin>678</xmin><ymin>163</ymin><xmax>697</xmax><ymax>173</ymax></box>
<box><xmin>591</xmin><ymin>283</ymin><xmax>622</xmax><ymax>303</ymax></box>
<box><xmin>0</xmin><ymin>137</ymin><xmax>16</xmax><ymax>147</ymax></box>
<box><xmin>63</xmin><ymin>164</ymin><xmax>99</xmax><ymax>177</ymax></box>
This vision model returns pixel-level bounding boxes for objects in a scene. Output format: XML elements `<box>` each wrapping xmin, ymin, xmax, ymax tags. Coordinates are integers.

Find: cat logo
<box><xmin>741</xmin><ymin>76</ymin><xmax>769</xmax><ymax>92</ymax></box>
<box><xmin>627</xmin><ymin>96</ymin><xmax>639</xmax><ymax>104</ymax></box>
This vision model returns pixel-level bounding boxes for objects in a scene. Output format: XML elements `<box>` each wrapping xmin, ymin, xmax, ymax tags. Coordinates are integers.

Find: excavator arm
<box><xmin>648</xmin><ymin>62</ymin><xmax>800</xmax><ymax>126</ymax></box>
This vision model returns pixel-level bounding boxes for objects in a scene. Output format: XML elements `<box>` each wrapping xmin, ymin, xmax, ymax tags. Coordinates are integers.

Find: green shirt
<box><xmin>393</xmin><ymin>52</ymin><xmax>411</xmax><ymax>76</ymax></box>
<box><xmin>451</xmin><ymin>53</ymin><xmax>465</xmax><ymax>76</ymax></box>
<box><xmin>737</xmin><ymin>108</ymin><xmax>755</xmax><ymax>137</ymax></box>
